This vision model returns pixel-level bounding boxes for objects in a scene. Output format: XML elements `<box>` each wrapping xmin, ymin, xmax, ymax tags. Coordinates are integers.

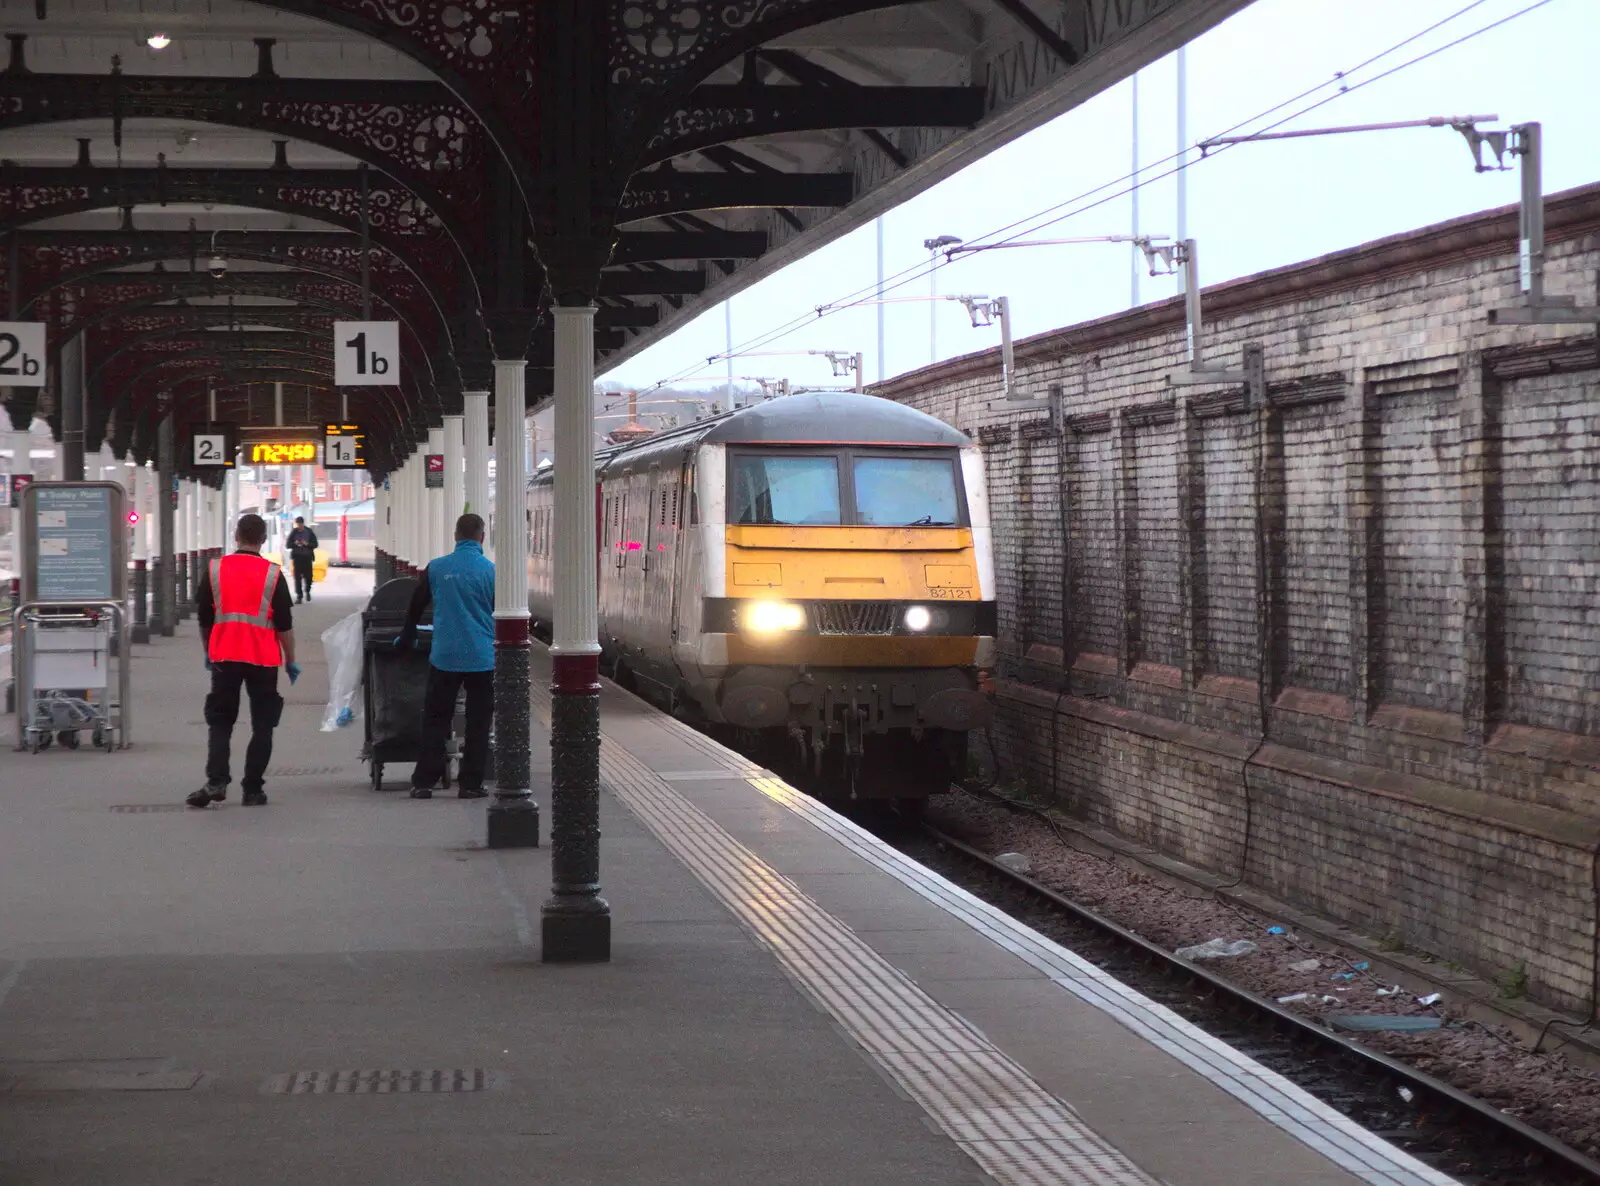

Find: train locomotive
<box><xmin>528</xmin><ymin>392</ymin><xmax>996</xmax><ymax>801</ymax></box>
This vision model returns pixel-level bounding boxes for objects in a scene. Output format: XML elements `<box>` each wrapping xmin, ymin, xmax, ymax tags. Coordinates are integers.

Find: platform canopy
<box><xmin>0</xmin><ymin>0</ymin><xmax>1250</xmax><ymax>476</ymax></box>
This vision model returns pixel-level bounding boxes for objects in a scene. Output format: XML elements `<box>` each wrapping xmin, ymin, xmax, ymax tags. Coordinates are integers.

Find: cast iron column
<box><xmin>543</xmin><ymin>304</ymin><xmax>609</xmax><ymax>961</ymax></box>
<box><xmin>463</xmin><ymin>390</ymin><xmax>491</xmax><ymax>529</ymax></box>
<box><xmin>426</xmin><ymin>424</ymin><xmax>446</xmax><ymax>562</ymax></box>
<box><xmin>155</xmin><ymin>416</ymin><xmax>176</xmax><ymax>637</ymax></box>
<box><xmin>488</xmin><ymin>356</ymin><xmax>539</xmax><ymax>848</ymax></box>
<box><xmin>176</xmin><ymin>481</ymin><xmax>191</xmax><ymax>620</ymax></box>
<box><xmin>444</xmin><ymin>413</ymin><xmax>466</xmax><ymax>525</ymax></box>
<box><xmin>131</xmin><ymin>465</ymin><xmax>150</xmax><ymax>644</ymax></box>
<box><xmin>61</xmin><ymin>339</ymin><xmax>84</xmax><ymax>482</ymax></box>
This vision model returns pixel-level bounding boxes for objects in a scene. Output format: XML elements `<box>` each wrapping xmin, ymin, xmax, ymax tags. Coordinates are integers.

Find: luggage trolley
<box><xmin>14</xmin><ymin>603</ymin><xmax>129</xmax><ymax>752</ymax></box>
<box><xmin>12</xmin><ymin>481</ymin><xmax>133</xmax><ymax>754</ymax></box>
<box><xmin>360</xmin><ymin>576</ymin><xmax>487</xmax><ymax>792</ymax></box>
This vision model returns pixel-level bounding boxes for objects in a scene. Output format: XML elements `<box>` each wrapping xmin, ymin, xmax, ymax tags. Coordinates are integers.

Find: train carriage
<box><xmin>529</xmin><ymin>392</ymin><xmax>995</xmax><ymax>801</ymax></box>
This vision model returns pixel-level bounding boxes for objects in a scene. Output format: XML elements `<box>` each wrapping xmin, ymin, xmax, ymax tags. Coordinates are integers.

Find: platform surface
<box><xmin>0</xmin><ymin>571</ymin><xmax>1454</xmax><ymax>1186</ymax></box>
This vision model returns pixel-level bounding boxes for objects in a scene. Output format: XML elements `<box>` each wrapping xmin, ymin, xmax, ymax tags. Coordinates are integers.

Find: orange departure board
<box><xmin>250</xmin><ymin>441</ymin><xmax>319</xmax><ymax>465</ymax></box>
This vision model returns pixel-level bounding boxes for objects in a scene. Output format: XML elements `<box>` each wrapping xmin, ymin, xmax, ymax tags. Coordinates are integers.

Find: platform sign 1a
<box><xmin>334</xmin><ymin>321</ymin><xmax>399</xmax><ymax>386</ymax></box>
<box><xmin>20</xmin><ymin>481</ymin><xmax>127</xmax><ymax>604</ymax></box>
<box><xmin>187</xmin><ymin>422</ymin><xmax>238</xmax><ymax>470</ymax></box>
<box><xmin>0</xmin><ymin>322</ymin><xmax>47</xmax><ymax>387</ymax></box>
<box><xmin>424</xmin><ymin>453</ymin><xmax>444</xmax><ymax>489</ymax></box>
<box><xmin>324</xmin><ymin>423</ymin><xmax>365</xmax><ymax>470</ymax></box>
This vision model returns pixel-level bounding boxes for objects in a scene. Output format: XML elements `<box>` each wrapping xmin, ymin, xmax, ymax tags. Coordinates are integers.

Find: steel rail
<box><xmin>913</xmin><ymin>818</ymin><xmax>1600</xmax><ymax>1185</ymax></box>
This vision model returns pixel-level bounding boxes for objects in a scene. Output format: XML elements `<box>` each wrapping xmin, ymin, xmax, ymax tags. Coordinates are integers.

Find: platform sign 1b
<box><xmin>324</xmin><ymin>422</ymin><xmax>365</xmax><ymax>470</ymax></box>
<box><xmin>334</xmin><ymin>321</ymin><xmax>399</xmax><ymax>386</ymax></box>
<box><xmin>0</xmin><ymin>321</ymin><xmax>47</xmax><ymax>387</ymax></box>
<box><xmin>424</xmin><ymin>453</ymin><xmax>444</xmax><ymax>489</ymax></box>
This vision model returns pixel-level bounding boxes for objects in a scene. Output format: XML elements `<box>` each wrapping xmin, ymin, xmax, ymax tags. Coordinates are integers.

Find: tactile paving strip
<box><xmin>582</xmin><ymin>695</ymin><xmax>1459</xmax><ymax>1186</ymax></box>
<box><xmin>598</xmin><ymin>738</ymin><xmax>1160</xmax><ymax>1186</ymax></box>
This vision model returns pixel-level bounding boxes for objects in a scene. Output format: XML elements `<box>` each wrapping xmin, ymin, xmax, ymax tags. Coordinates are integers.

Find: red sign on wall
<box><xmin>424</xmin><ymin>453</ymin><xmax>444</xmax><ymax>489</ymax></box>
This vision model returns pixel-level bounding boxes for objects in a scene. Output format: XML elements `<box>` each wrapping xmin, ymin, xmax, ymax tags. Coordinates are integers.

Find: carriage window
<box><xmin>731</xmin><ymin>455</ymin><xmax>841</xmax><ymax>525</ymax></box>
<box><xmin>852</xmin><ymin>457</ymin><xmax>960</xmax><ymax>526</ymax></box>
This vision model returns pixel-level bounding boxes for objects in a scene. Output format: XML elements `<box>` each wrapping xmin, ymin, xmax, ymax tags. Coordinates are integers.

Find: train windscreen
<box><xmin>852</xmin><ymin>457</ymin><xmax>959</xmax><ymax>526</ymax></box>
<box><xmin>731</xmin><ymin>455</ymin><xmax>841</xmax><ymax>525</ymax></box>
<box><xmin>731</xmin><ymin>449</ymin><xmax>965</xmax><ymax>527</ymax></box>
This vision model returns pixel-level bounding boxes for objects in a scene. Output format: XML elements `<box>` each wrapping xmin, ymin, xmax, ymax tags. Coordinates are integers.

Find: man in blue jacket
<box><xmin>397</xmin><ymin>512</ymin><xmax>495</xmax><ymax>799</ymax></box>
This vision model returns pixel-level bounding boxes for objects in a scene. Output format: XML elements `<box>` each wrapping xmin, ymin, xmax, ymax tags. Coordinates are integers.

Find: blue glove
<box><xmin>286</xmin><ymin>661</ymin><xmax>302</xmax><ymax>686</ymax></box>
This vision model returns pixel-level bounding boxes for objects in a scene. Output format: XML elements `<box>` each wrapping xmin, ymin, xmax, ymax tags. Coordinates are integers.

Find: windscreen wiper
<box><xmin>906</xmin><ymin>516</ymin><xmax>954</xmax><ymax>526</ymax></box>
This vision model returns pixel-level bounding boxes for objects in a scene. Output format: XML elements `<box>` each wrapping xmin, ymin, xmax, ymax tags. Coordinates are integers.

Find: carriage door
<box><xmin>669</xmin><ymin>459</ymin><xmax>694</xmax><ymax>644</ymax></box>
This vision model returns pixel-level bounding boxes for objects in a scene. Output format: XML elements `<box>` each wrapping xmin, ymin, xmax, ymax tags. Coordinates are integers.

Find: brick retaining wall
<box><xmin>876</xmin><ymin>185</ymin><xmax>1600</xmax><ymax>1013</ymax></box>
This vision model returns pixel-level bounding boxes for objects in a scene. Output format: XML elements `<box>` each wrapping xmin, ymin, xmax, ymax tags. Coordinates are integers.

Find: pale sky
<box><xmin>584</xmin><ymin>0</ymin><xmax>1598</xmax><ymax>420</ymax></box>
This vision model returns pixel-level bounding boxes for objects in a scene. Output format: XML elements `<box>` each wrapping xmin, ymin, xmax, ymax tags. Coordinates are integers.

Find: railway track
<box><xmin>881</xmin><ymin>813</ymin><xmax>1600</xmax><ymax>1186</ymax></box>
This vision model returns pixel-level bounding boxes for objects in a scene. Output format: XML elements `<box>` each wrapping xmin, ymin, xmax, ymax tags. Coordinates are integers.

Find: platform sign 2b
<box><xmin>334</xmin><ymin>321</ymin><xmax>399</xmax><ymax>386</ymax></box>
<box><xmin>0</xmin><ymin>322</ymin><xmax>47</xmax><ymax>387</ymax></box>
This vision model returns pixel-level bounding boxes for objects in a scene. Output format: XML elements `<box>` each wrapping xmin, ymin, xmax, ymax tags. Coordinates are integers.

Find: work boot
<box><xmin>409</xmin><ymin>786</ymin><xmax>433</xmax><ymax>799</ymax></box>
<box><xmin>241</xmin><ymin>790</ymin><xmax>268</xmax><ymax>807</ymax></box>
<box><xmin>186</xmin><ymin>784</ymin><xmax>226</xmax><ymax>809</ymax></box>
<box><xmin>457</xmin><ymin>786</ymin><xmax>488</xmax><ymax>800</ymax></box>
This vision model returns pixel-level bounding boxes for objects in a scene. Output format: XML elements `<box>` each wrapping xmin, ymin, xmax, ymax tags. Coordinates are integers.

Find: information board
<box><xmin>187</xmin><ymin>422</ymin><xmax>239</xmax><ymax>469</ymax></box>
<box><xmin>324</xmin><ymin>422</ymin><xmax>365</xmax><ymax>469</ymax></box>
<box><xmin>334</xmin><ymin>321</ymin><xmax>400</xmax><ymax>386</ymax></box>
<box><xmin>22</xmin><ymin>482</ymin><xmax>126</xmax><ymax>604</ymax></box>
<box><xmin>0</xmin><ymin>321</ymin><xmax>47</xmax><ymax>388</ymax></box>
<box><xmin>424</xmin><ymin>453</ymin><xmax>444</xmax><ymax>489</ymax></box>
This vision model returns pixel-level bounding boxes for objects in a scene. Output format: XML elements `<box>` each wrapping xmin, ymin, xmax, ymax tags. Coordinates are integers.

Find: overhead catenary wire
<box><xmin>634</xmin><ymin>0</ymin><xmax>1556</xmax><ymax>392</ymax></box>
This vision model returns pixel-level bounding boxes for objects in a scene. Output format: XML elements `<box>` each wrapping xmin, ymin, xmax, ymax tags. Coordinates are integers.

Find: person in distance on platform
<box><xmin>395</xmin><ymin>512</ymin><xmax>495</xmax><ymax>801</ymax></box>
<box><xmin>285</xmin><ymin>515</ymin><xmax>319</xmax><ymax>604</ymax></box>
<box><xmin>187</xmin><ymin>513</ymin><xmax>302</xmax><ymax>809</ymax></box>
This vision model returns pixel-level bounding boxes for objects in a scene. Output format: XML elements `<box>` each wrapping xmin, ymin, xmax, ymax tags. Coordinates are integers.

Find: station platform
<box><xmin>0</xmin><ymin>573</ymin><xmax>1454</xmax><ymax>1186</ymax></box>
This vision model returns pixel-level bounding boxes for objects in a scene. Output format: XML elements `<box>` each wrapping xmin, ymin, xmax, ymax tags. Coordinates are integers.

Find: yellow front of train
<box><xmin>687</xmin><ymin>394</ymin><xmax>995</xmax><ymax>796</ymax></box>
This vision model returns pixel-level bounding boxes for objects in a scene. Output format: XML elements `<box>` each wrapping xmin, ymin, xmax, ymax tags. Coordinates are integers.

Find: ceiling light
<box><xmin>146</xmin><ymin>32</ymin><xmax>171</xmax><ymax>50</ymax></box>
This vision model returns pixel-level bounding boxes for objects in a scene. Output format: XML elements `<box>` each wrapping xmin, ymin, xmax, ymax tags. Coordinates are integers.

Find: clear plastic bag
<box><xmin>320</xmin><ymin>611</ymin><xmax>365</xmax><ymax>732</ymax></box>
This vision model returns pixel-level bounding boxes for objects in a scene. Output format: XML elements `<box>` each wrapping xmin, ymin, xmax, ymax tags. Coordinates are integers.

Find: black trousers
<box><xmin>413</xmin><ymin>666</ymin><xmax>492</xmax><ymax>791</ymax></box>
<box><xmin>205</xmin><ymin>661</ymin><xmax>283</xmax><ymax>792</ymax></box>
<box><xmin>291</xmin><ymin>555</ymin><xmax>314</xmax><ymax>601</ymax></box>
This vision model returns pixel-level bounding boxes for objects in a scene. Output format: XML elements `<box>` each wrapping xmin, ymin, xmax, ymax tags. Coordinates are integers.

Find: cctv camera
<box><xmin>208</xmin><ymin>255</ymin><xmax>227</xmax><ymax>280</ymax></box>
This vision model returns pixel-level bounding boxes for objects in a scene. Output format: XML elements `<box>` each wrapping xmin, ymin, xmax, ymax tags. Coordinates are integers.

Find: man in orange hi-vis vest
<box><xmin>187</xmin><ymin>513</ymin><xmax>301</xmax><ymax>808</ymax></box>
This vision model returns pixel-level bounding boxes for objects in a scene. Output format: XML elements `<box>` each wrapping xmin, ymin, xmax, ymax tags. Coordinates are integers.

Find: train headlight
<box><xmin>903</xmin><ymin>605</ymin><xmax>933</xmax><ymax>632</ymax></box>
<box><xmin>745</xmin><ymin>600</ymin><xmax>806</xmax><ymax>633</ymax></box>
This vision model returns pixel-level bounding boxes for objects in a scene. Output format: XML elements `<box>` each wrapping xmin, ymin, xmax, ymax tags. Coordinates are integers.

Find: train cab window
<box><xmin>852</xmin><ymin>456</ymin><xmax>960</xmax><ymax>526</ymax></box>
<box><xmin>731</xmin><ymin>455</ymin><xmax>841</xmax><ymax>525</ymax></box>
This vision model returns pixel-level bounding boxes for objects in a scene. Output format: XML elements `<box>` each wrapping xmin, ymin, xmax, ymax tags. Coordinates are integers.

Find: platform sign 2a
<box><xmin>334</xmin><ymin>321</ymin><xmax>399</xmax><ymax>386</ymax></box>
<box><xmin>0</xmin><ymin>322</ymin><xmax>47</xmax><ymax>387</ymax></box>
<box><xmin>424</xmin><ymin>453</ymin><xmax>444</xmax><ymax>489</ymax></box>
<box><xmin>324</xmin><ymin>423</ymin><xmax>365</xmax><ymax>470</ymax></box>
<box><xmin>187</xmin><ymin>422</ymin><xmax>238</xmax><ymax>470</ymax></box>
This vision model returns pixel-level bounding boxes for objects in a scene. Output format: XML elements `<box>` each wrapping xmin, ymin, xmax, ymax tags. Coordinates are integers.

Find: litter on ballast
<box><xmin>1398</xmin><ymin>1087</ymin><xmax>1415</xmax><ymax>1104</ymax></box>
<box><xmin>1331</xmin><ymin>972</ymin><xmax>1357</xmax><ymax>981</ymax></box>
<box><xmin>1277</xmin><ymin>993</ymin><xmax>1311</xmax><ymax>1004</ymax></box>
<box><xmin>1175</xmin><ymin>938</ymin><xmax>1260</xmax><ymax>961</ymax></box>
<box><xmin>1288</xmin><ymin>958</ymin><xmax>1321</xmax><ymax>972</ymax></box>
<box><xmin>1329</xmin><ymin>1015</ymin><xmax>1445</xmax><ymax>1033</ymax></box>
<box><xmin>1417</xmin><ymin>992</ymin><xmax>1443</xmax><ymax>1007</ymax></box>
<box><xmin>1266</xmin><ymin>926</ymin><xmax>1286</xmax><ymax>935</ymax></box>
<box><xmin>1352</xmin><ymin>961</ymin><xmax>1370</xmax><ymax>972</ymax></box>
<box><xmin>1375</xmin><ymin>986</ymin><xmax>1403</xmax><ymax>997</ymax></box>
<box><xmin>994</xmin><ymin>852</ymin><xmax>1032</xmax><ymax>874</ymax></box>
